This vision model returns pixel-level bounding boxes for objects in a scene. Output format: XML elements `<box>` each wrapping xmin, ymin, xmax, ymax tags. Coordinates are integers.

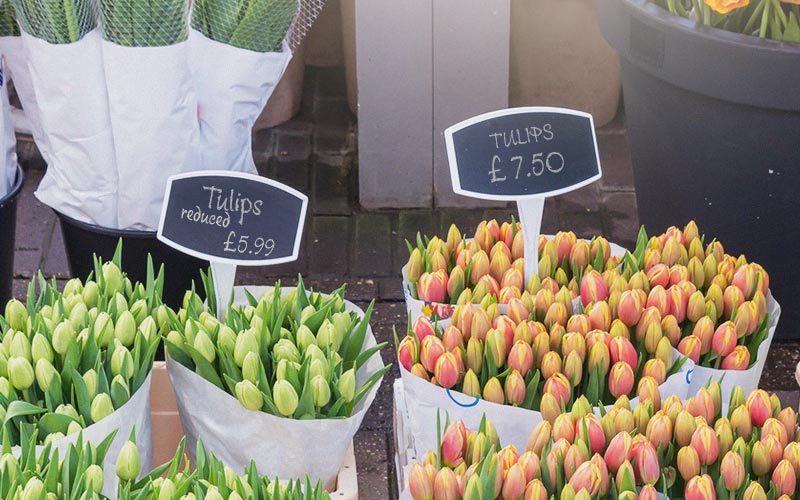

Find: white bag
<box><xmin>400</xmin><ymin>352</ymin><xmax>693</xmax><ymax>459</ymax></box>
<box><xmin>21</xmin><ymin>29</ymin><xmax>119</xmax><ymax>227</ymax></box>
<box><xmin>167</xmin><ymin>286</ymin><xmax>385</xmax><ymax>490</ymax></box>
<box><xmin>0</xmin><ymin>35</ymin><xmax>50</xmax><ymax>166</ymax></box>
<box><xmin>12</xmin><ymin>374</ymin><xmax>153</xmax><ymax>500</ymax></box>
<box><xmin>0</xmin><ymin>47</ymin><xmax>16</xmax><ymax>197</ymax></box>
<box><xmin>101</xmin><ymin>40</ymin><xmax>200</xmax><ymax>230</ymax></box>
<box><xmin>678</xmin><ymin>293</ymin><xmax>780</xmax><ymax>406</ymax></box>
<box><xmin>189</xmin><ymin>29</ymin><xmax>292</xmax><ymax>174</ymax></box>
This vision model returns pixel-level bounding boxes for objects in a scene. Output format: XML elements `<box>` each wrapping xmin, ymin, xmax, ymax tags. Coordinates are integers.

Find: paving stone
<box><xmin>315</xmin><ymin>66</ymin><xmax>348</xmax><ymax>98</ymax></box>
<box><xmin>559</xmin><ymin>210</ymin><xmax>605</xmax><ymax>240</ymax></box>
<box><xmin>15</xmin><ymin>141</ymin><xmax>46</xmax><ymax>171</ymax></box>
<box><xmin>394</xmin><ymin>210</ymin><xmax>441</xmax><ymax>272</ymax></box>
<box><xmin>540</xmin><ymin>198</ymin><xmax>561</xmax><ymax>234</ymax></box>
<box><xmin>275</xmin><ymin>131</ymin><xmax>312</xmax><ymax>162</ymax></box>
<box><xmin>313</xmin><ymin>125</ymin><xmax>354</xmax><ymax>158</ymax></box>
<box><xmin>251</xmin><ymin>128</ymin><xmax>275</xmax><ymax>165</ymax></box>
<box><xmin>378</xmin><ymin>277</ymin><xmax>406</xmax><ymax>302</ymax></box>
<box><xmin>312</xmin><ymin>162</ymin><xmax>355</xmax><ymax>215</ymax></box>
<box><xmin>775</xmin><ymin>390</ymin><xmax>799</xmax><ymax>411</ymax></box>
<box><xmin>436</xmin><ymin>209</ymin><xmax>486</xmax><ymax>237</ymax></box>
<box><xmin>556</xmin><ymin>183</ymin><xmax>602</xmax><ymax>213</ymax></box>
<box><xmin>353</xmin><ymin>430</ymin><xmax>392</xmax><ymax>500</ymax></box>
<box><xmin>14</xmin><ymin>168</ymin><xmax>54</xmax><ymax>251</ymax></box>
<box><xmin>353</xmin><ymin>213</ymin><xmax>393</xmax><ymax>277</ymax></box>
<box><xmin>13</xmin><ymin>249</ymin><xmax>43</xmax><ymax>280</ymax></box>
<box><xmin>309</xmin><ymin>216</ymin><xmax>350</xmax><ymax>276</ymax></box>
<box><xmin>272</xmin><ymin>117</ymin><xmax>314</xmax><ymax>136</ymax></box>
<box><xmin>602</xmin><ymin>192</ymin><xmax>640</xmax><ymax>248</ymax></box>
<box><xmin>42</xmin><ymin>222</ymin><xmax>70</xmax><ymax>279</ymax></box>
<box><xmin>597</xmin><ymin>104</ymin><xmax>626</xmax><ymax>135</ymax></box>
<box><xmin>313</xmin><ymin>97</ymin><xmax>354</xmax><ymax>128</ymax></box>
<box><xmin>271</xmin><ymin>157</ymin><xmax>311</xmax><ymax>194</ymax></box>
<box><xmin>598</xmin><ymin>132</ymin><xmax>635</xmax><ymax>192</ymax></box>
<box><xmin>761</xmin><ymin>342</ymin><xmax>800</xmax><ymax>391</ymax></box>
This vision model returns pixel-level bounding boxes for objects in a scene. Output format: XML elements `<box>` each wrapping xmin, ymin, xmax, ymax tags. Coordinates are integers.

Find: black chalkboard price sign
<box><xmin>445</xmin><ymin>107</ymin><xmax>602</xmax><ymax>200</ymax></box>
<box><xmin>157</xmin><ymin>171</ymin><xmax>308</xmax><ymax>265</ymax></box>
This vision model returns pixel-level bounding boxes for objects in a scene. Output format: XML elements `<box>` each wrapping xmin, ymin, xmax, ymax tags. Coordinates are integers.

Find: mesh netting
<box><xmin>0</xmin><ymin>1</ymin><xmax>20</xmax><ymax>36</ymax></box>
<box><xmin>99</xmin><ymin>0</ymin><xmax>188</xmax><ymax>46</ymax></box>
<box><xmin>192</xmin><ymin>0</ymin><xmax>325</xmax><ymax>53</ymax></box>
<box><xmin>9</xmin><ymin>0</ymin><xmax>97</xmax><ymax>43</ymax></box>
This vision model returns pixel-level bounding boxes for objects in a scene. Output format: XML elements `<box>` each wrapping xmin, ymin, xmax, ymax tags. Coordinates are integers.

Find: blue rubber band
<box><xmin>446</xmin><ymin>389</ymin><xmax>480</xmax><ymax>408</ymax></box>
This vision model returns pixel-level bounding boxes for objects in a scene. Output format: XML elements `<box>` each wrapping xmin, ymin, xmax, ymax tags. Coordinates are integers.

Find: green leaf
<box><xmin>184</xmin><ymin>345</ymin><xmax>225</xmax><ymax>390</ymax></box>
<box><xmin>3</xmin><ymin>401</ymin><xmax>45</xmax><ymax>423</ymax></box>
<box><xmin>341</xmin><ymin>301</ymin><xmax>375</xmax><ymax>367</ymax></box>
<box><xmin>37</xmin><ymin>413</ymin><xmax>78</xmax><ymax>436</ymax></box>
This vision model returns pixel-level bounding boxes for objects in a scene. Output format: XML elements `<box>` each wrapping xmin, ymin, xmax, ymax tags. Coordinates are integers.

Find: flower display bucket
<box><xmin>0</xmin><ymin>165</ymin><xmax>24</xmax><ymax>306</ymax></box>
<box><xmin>597</xmin><ymin>0</ymin><xmax>800</xmax><ymax>338</ymax></box>
<box><xmin>56</xmin><ymin>211</ymin><xmax>208</xmax><ymax>309</ymax></box>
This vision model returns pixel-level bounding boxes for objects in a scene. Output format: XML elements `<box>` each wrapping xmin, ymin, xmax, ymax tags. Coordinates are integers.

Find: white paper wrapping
<box><xmin>0</xmin><ymin>35</ymin><xmax>50</xmax><ymax>165</ymax></box>
<box><xmin>21</xmin><ymin>29</ymin><xmax>119</xmax><ymax>227</ymax></box>
<box><xmin>676</xmin><ymin>293</ymin><xmax>780</xmax><ymax>406</ymax></box>
<box><xmin>12</xmin><ymin>374</ymin><xmax>153</xmax><ymax>500</ymax></box>
<box><xmin>0</xmin><ymin>47</ymin><xmax>15</xmax><ymax>197</ymax></box>
<box><xmin>102</xmin><ymin>40</ymin><xmax>200</xmax><ymax>230</ymax></box>
<box><xmin>190</xmin><ymin>30</ymin><xmax>292</xmax><ymax>174</ymax></box>
<box><xmin>402</xmin><ymin>238</ymin><xmax>629</xmax><ymax>323</ymax></box>
<box><xmin>167</xmin><ymin>285</ymin><xmax>385</xmax><ymax>490</ymax></box>
<box><xmin>400</xmin><ymin>351</ymin><xmax>693</xmax><ymax>459</ymax></box>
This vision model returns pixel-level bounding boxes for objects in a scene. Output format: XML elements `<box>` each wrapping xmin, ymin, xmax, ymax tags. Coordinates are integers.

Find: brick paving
<box><xmin>10</xmin><ymin>66</ymin><xmax>800</xmax><ymax>499</ymax></box>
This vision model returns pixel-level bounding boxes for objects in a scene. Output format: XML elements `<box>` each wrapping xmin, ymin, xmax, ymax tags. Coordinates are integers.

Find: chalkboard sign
<box><xmin>157</xmin><ymin>172</ymin><xmax>308</xmax><ymax>265</ymax></box>
<box><xmin>445</xmin><ymin>107</ymin><xmax>602</xmax><ymax>200</ymax></box>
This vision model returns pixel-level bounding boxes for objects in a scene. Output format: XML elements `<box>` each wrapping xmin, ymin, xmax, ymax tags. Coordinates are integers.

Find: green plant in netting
<box><xmin>99</xmin><ymin>0</ymin><xmax>188</xmax><ymax>47</ymax></box>
<box><xmin>9</xmin><ymin>0</ymin><xmax>96</xmax><ymax>43</ymax></box>
<box><xmin>192</xmin><ymin>0</ymin><xmax>299</xmax><ymax>52</ymax></box>
<box><xmin>0</xmin><ymin>2</ymin><xmax>20</xmax><ymax>37</ymax></box>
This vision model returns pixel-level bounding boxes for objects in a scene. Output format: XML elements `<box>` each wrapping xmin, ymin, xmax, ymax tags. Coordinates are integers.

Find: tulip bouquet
<box><xmin>0</xmin><ymin>254</ymin><xmax>162</xmax><ymax>447</ymax></box>
<box><xmin>165</xmin><ymin>277</ymin><xmax>389</xmax><ymax>419</ymax></box>
<box><xmin>404</xmin><ymin>219</ymin><xmax>621</xmax><ymax>321</ymax></box>
<box><xmin>164</xmin><ymin>277</ymin><xmax>388</xmax><ymax>487</ymax></box>
<box><xmin>0</xmin><ymin>2</ymin><xmax>18</xmax><ymax>38</ymax></box>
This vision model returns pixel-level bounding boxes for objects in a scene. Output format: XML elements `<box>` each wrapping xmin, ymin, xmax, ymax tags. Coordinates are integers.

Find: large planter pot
<box><xmin>254</xmin><ymin>43</ymin><xmax>307</xmax><ymax>130</ymax></box>
<box><xmin>0</xmin><ymin>165</ymin><xmax>24</xmax><ymax>305</ymax></box>
<box><xmin>510</xmin><ymin>0</ymin><xmax>621</xmax><ymax>127</ymax></box>
<box><xmin>598</xmin><ymin>0</ymin><xmax>800</xmax><ymax>339</ymax></box>
<box><xmin>56</xmin><ymin>212</ymin><xmax>208</xmax><ymax>309</ymax></box>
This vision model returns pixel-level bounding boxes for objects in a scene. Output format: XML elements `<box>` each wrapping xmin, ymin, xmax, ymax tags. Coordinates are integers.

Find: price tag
<box><xmin>157</xmin><ymin>171</ymin><xmax>308</xmax><ymax>317</ymax></box>
<box><xmin>445</xmin><ymin>107</ymin><xmax>602</xmax><ymax>283</ymax></box>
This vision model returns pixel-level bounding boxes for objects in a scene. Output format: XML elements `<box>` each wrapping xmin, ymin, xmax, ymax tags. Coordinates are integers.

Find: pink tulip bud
<box><xmin>646</xmin><ymin>285</ymin><xmax>669</xmax><ymax>317</ymax></box>
<box><xmin>608</xmin><ymin>361</ymin><xmax>635</xmax><ymax>398</ymax></box>
<box><xmin>772</xmin><ymin>459</ymin><xmax>797</xmax><ymax>496</ymax></box>
<box><xmin>718</xmin><ymin>450</ymin><xmax>745</xmax><ymax>491</ymax></box>
<box><xmin>732</xmin><ymin>263</ymin><xmax>758</xmax><ymax>299</ymax></box>
<box><xmin>505</xmin><ymin>369</ymin><xmax>526</xmax><ymax>406</ymax></box>
<box><xmin>507</xmin><ymin>297</ymin><xmax>529</xmax><ymax>325</ymax></box>
<box><xmin>483</xmin><ymin>377</ymin><xmax>505</xmax><ymax>405</ymax></box>
<box><xmin>471</xmin><ymin>308</ymin><xmax>492</xmax><ymax>341</ymax></box>
<box><xmin>541</xmin><ymin>351</ymin><xmax>562</xmax><ymax>380</ymax></box>
<box><xmin>742</xmin><ymin>481</ymin><xmax>766</xmax><ymax>500</ymax></box>
<box><xmin>406</xmin><ymin>248</ymin><xmax>424</xmax><ymax>283</ymax></box>
<box><xmin>580</xmin><ymin>271</ymin><xmax>608</xmax><ymax>307</ymax></box>
<box><xmin>478</xmin><ymin>274</ymin><xmax>501</xmax><ymax>298</ymax></box>
<box><xmin>746</xmin><ymin>389</ymin><xmax>773</xmax><ymax>427</ymax></box>
<box><xmin>642</xmin><ymin>359</ymin><xmax>667</xmax><ymax>385</ymax></box>
<box><xmin>398</xmin><ymin>336</ymin><xmax>419</xmax><ymax>371</ymax></box>
<box><xmin>690</xmin><ymin>424</ymin><xmax>719</xmax><ymax>465</ymax></box>
<box><xmin>721</xmin><ymin>345</ymin><xmax>750</xmax><ymax>370</ymax></box>
<box><xmin>604</xmin><ymin>432</ymin><xmax>632</xmax><ymax>473</ymax></box>
<box><xmin>541</xmin><ymin>392</ymin><xmax>562</xmax><ymax>425</ymax></box>
<box><xmin>435</xmin><ymin>352</ymin><xmax>461</xmax><ymax>389</ymax></box>
<box><xmin>687</xmin><ymin>387</ymin><xmax>716</xmax><ymax>422</ymax></box>
<box><xmin>685</xmin><ymin>475</ymin><xmax>716</xmax><ymax>500</ymax></box>
<box><xmin>677</xmin><ymin>335</ymin><xmax>702</xmax><ymax>364</ymax></box>
<box><xmin>469</xmin><ymin>251</ymin><xmax>491</xmax><ymax>285</ymax></box>
<box><xmin>563</xmin><ymin>441</ymin><xmax>590</xmax><ymax>480</ymax></box>
<box><xmin>524</xmin><ymin>479</ymin><xmax>548</xmax><ymax>500</ymax></box>
<box><xmin>411</xmin><ymin>363</ymin><xmax>429</xmax><ymax>380</ymax></box>
<box><xmin>586</xmin><ymin>301</ymin><xmax>612</xmax><ymax>331</ymax></box>
<box><xmin>722</xmin><ymin>285</ymin><xmax>745</xmax><ymax>321</ymax></box>
<box><xmin>408</xmin><ymin>462</ymin><xmax>434</xmax><ymax>500</ymax></box>
<box><xmin>526</xmin><ymin>421</ymin><xmax>551</xmax><ymax>455</ymax></box>
<box><xmin>568</xmin><ymin>461</ymin><xmax>602</xmax><ymax>497</ymax></box>
<box><xmin>418</xmin><ymin>270</ymin><xmax>448</xmax><ymax>303</ymax></box>
<box><xmin>552</xmin><ymin>413</ymin><xmax>576</xmax><ymax>444</ymax></box>
<box><xmin>778</xmin><ymin>407</ymin><xmax>797</xmax><ymax>444</ymax></box>
<box><xmin>441</xmin><ymin>420</ymin><xmax>467</xmax><ymax>467</ymax></box>
<box><xmin>640</xmin><ymin>485</ymin><xmax>658</xmax><ymax>500</ymax></box>
<box><xmin>647</xmin><ymin>264</ymin><xmax>671</xmax><ymax>289</ymax></box>
<box><xmin>617</xmin><ymin>290</ymin><xmax>644</xmax><ymax>326</ymax></box>
<box><xmin>636</xmin><ymin>441</ymin><xmax>661</xmax><ymax>485</ymax></box>
<box><xmin>609</xmin><ymin>337</ymin><xmax>638</xmax><ymax>368</ymax></box>
<box><xmin>413</xmin><ymin>316</ymin><xmax>437</xmax><ymax>343</ymax></box>
<box><xmin>543</xmin><ymin>373</ymin><xmax>572</xmax><ymax>408</ymax></box>
<box><xmin>646</xmin><ymin>411</ymin><xmax>673</xmax><ymax>449</ymax></box>
<box><xmin>508</xmin><ymin>341</ymin><xmax>534</xmax><ymax>377</ymax></box>
<box><xmin>420</xmin><ymin>335</ymin><xmax>446</xmax><ymax>373</ymax></box>
<box><xmin>576</xmin><ymin>414</ymin><xmax>606</xmax><ymax>455</ymax></box>
<box><xmin>446</xmin><ymin>267</ymin><xmax>466</xmax><ymax>301</ymax></box>
<box><xmin>677</xmin><ymin>445</ymin><xmax>701</xmax><ymax>480</ymax></box>
<box><xmin>502</xmin><ymin>463</ymin><xmax>527</xmax><ymax>500</ymax></box>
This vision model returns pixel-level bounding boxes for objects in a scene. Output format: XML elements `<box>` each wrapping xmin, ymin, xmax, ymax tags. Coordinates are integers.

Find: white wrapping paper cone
<box><xmin>12</xmin><ymin>374</ymin><xmax>153</xmax><ymax>500</ymax></box>
<box><xmin>102</xmin><ymin>40</ymin><xmax>200</xmax><ymax>230</ymax></box>
<box><xmin>0</xmin><ymin>35</ymin><xmax>49</xmax><ymax>164</ymax></box>
<box><xmin>167</xmin><ymin>285</ymin><xmax>385</xmax><ymax>490</ymax></box>
<box><xmin>190</xmin><ymin>30</ymin><xmax>292</xmax><ymax>174</ymax></box>
<box><xmin>21</xmin><ymin>29</ymin><xmax>118</xmax><ymax>227</ymax></box>
<box><xmin>1</xmin><ymin>48</ymin><xmax>15</xmax><ymax>196</ymax></box>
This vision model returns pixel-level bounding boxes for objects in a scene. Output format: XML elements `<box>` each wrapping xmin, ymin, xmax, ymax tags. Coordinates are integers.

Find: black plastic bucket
<box><xmin>598</xmin><ymin>0</ymin><xmax>800</xmax><ymax>339</ymax></box>
<box><xmin>56</xmin><ymin>212</ymin><xmax>208</xmax><ymax>309</ymax></box>
<box><xmin>0</xmin><ymin>165</ymin><xmax>24</xmax><ymax>306</ymax></box>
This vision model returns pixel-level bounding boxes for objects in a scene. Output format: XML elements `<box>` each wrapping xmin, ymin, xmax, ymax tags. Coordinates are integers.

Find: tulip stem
<box><xmin>759</xmin><ymin>0</ymin><xmax>771</xmax><ymax>37</ymax></box>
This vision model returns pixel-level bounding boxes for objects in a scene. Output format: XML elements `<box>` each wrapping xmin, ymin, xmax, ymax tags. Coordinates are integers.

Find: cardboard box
<box><xmin>149</xmin><ymin>362</ymin><xmax>358</xmax><ymax>499</ymax></box>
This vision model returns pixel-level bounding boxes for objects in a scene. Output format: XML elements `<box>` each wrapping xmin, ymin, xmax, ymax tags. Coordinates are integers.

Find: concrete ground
<box><xmin>10</xmin><ymin>66</ymin><xmax>800</xmax><ymax>499</ymax></box>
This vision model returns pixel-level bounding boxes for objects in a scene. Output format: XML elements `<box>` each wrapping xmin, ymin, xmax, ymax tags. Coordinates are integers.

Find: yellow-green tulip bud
<box><xmin>311</xmin><ymin>374</ymin><xmax>331</xmax><ymax>407</ymax></box>
<box><xmin>116</xmin><ymin>440</ymin><xmax>141</xmax><ymax>481</ymax></box>
<box><xmin>223</xmin><ymin>466</ymin><xmax>238</xmax><ymax>489</ymax></box>
<box><xmin>53</xmin><ymin>321</ymin><xmax>77</xmax><ymax>355</ymax></box>
<box><xmin>216</xmin><ymin>325</ymin><xmax>236</xmax><ymax>354</ymax></box>
<box><xmin>35</xmin><ymin>359</ymin><xmax>58</xmax><ymax>391</ymax></box>
<box><xmin>63</xmin><ymin>278</ymin><xmax>83</xmax><ymax>296</ymax></box>
<box><xmin>296</xmin><ymin>324</ymin><xmax>316</xmax><ymax>352</ymax></box>
<box><xmin>242</xmin><ymin>352</ymin><xmax>261</xmax><ymax>383</ymax></box>
<box><xmin>166</xmin><ymin>330</ymin><xmax>184</xmax><ymax>351</ymax></box>
<box><xmin>332</xmin><ymin>311</ymin><xmax>352</xmax><ymax>339</ymax></box>
<box><xmin>0</xmin><ymin>376</ymin><xmax>11</xmax><ymax>397</ymax></box>
<box><xmin>158</xmin><ymin>479</ymin><xmax>176</xmax><ymax>500</ymax></box>
<box><xmin>316</xmin><ymin>320</ymin><xmax>338</xmax><ymax>350</ymax></box>
<box><xmin>21</xmin><ymin>477</ymin><xmax>43</xmax><ymax>500</ymax></box>
<box><xmin>156</xmin><ymin>305</ymin><xmax>171</xmax><ymax>330</ymax></box>
<box><xmin>276</xmin><ymin>359</ymin><xmax>300</xmax><ymax>382</ymax></box>
<box><xmin>299</xmin><ymin>305</ymin><xmax>316</xmax><ymax>325</ymax></box>
<box><xmin>85</xmin><ymin>464</ymin><xmax>104</xmax><ymax>493</ymax></box>
<box><xmin>102</xmin><ymin>262</ymin><xmax>123</xmax><ymax>298</ymax></box>
<box><xmin>183</xmin><ymin>320</ymin><xmax>199</xmax><ymax>346</ymax></box>
<box><xmin>338</xmin><ymin>368</ymin><xmax>356</xmax><ymax>403</ymax></box>
<box><xmin>0</xmin><ymin>351</ymin><xmax>7</xmax><ymax>378</ymax></box>
<box><xmin>273</xmin><ymin>338</ymin><xmax>301</xmax><ymax>364</ymax></box>
<box><xmin>93</xmin><ymin>312</ymin><xmax>114</xmax><ymax>348</ymax></box>
<box><xmin>309</xmin><ymin>358</ymin><xmax>328</xmax><ymax>380</ymax></box>
<box><xmin>182</xmin><ymin>291</ymin><xmax>203</xmax><ymax>314</ymax></box>
<box><xmin>44</xmin><ymin>431</ymin><xmax>65</xmax><ymax>445</ymax></box>
<box><xmin>180</xmin><ymin>494</ymin><xmax>196</xmax><ymax>500</ymax></box>
<box><xmin>114</xmin><ymin>311</ymin><xmax>137</xmax><ymax>347</ymax></box>
<box><xmin>129</xmin><ymin>299</ymin><xmax>148</xmax><ymax>325</ymax></box>
<box><xmin>111</xmin><ymin>345</ymin><xmax>134</xmax><ymax>379</ymax></box>
<box><xmin>81</xmin><ymin>281</ymin><xmax>99</xmax><ymax>308</ymax></box>
<box><xmin>31</xmin><ymin>334</ymin><xmax>53</xmax><ymax>364</ymax></box>
<box><xmin>193</xmin><ymin>330</ymin><xmax>216</xmax><ymax>363</ymax></box>
<box><xmin>138</xmin><ymin>316</ymin><xmax>157</xmax><ymax>343</ymax></box>
<box><xmin>274</xmin><ymin>379</ymin><xmax>299</xmax><ymax>417</ymax></box>
<box><xmin>4</xmin><ymin>299</ymin><xmax>27</xmax><ymax>332</ymax></box>
<box><xmin>112</xmin><ymin>292</ymin><xmax>128</xmax><ymax>316</ymax></box>
<box><xmin>234</xmin><ymin>330</ymin><xmax>259</xmax><ymax>367</ymax></box>
<box><xmin>91</xmin><ymin>393</ymin><xmax>115</xmax><ymax>423</ymax></box>
<box><xmin>8</xmin><ymin>356</ymin><xmax>34</xmax><ymax>390</ymax></box>
<box><xmin>67</xmin><ymin>421</ymin><xmax>82</xmax><ymax>435</ymax></box>
<box><xmin>77</xmin><ymin>328</ymin><xmax>90</xmax><ymax>346</ymax></box>
<box><xmin>56</xmin><ymin>403</ymin><xmax>80</xmax><ymax>419</ymax></box>
<box><xmin>83</xmin><ymin>369</ymin><xmax>98</xmax><ymax>399</ymax></box>
<box><xmin>235</xmin><ymin>380</ymin><xmax>264</xmax><ymax>411</ymax></box>
<box><xmin>228</xmin><ymin>491</ymin><xmax>243</xmax><ymax>500</ymax></box>
<box><xmin>0</xmin><ymin>454</ymin><xmax>17</xmax><ymax>482</ymax></box>
<box><xmin>9</xmin><ymin>331</ymin><xmax>31</xmax><ymax>360</ymax></box>
<box><xmin>304</xmin><ymin>343</ymin><xmax>326</xmax><ymax>363</ymax></box>
<box><xmin>205</xmin><ymin>487</ymin><xmax>223</xmax><ymax>500</ymax></box>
